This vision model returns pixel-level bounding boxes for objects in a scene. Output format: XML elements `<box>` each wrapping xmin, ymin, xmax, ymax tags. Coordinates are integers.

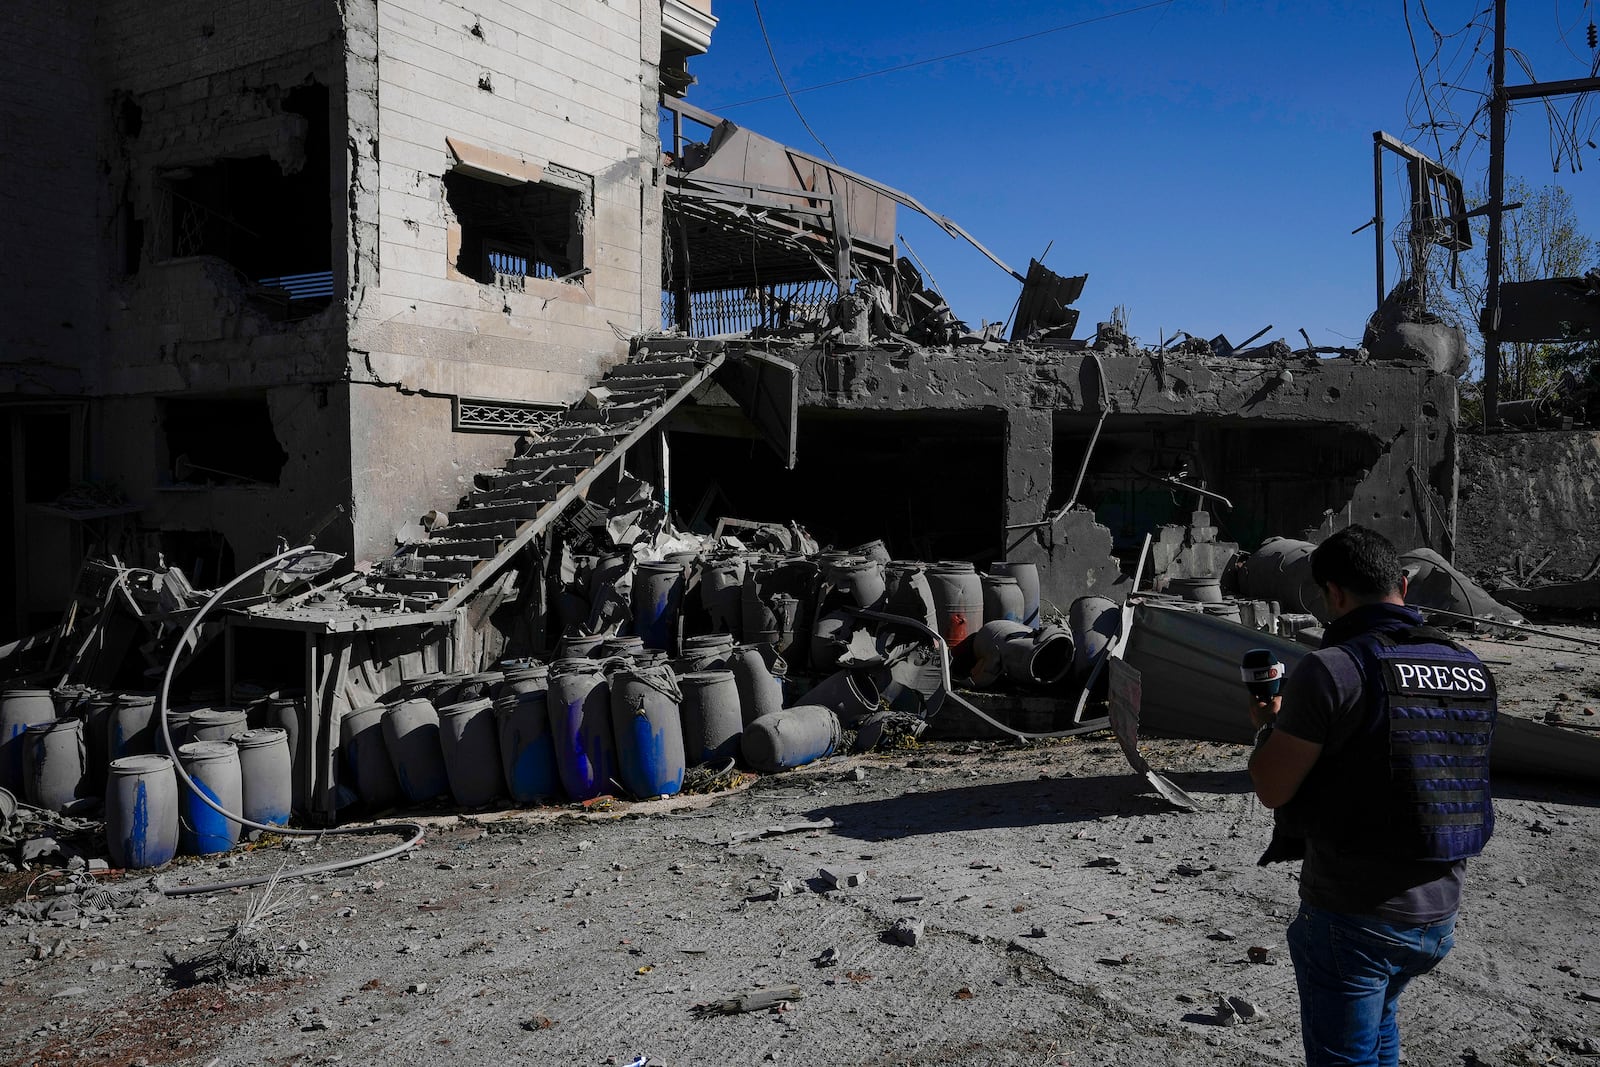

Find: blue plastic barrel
<box><xmin>741</xmin><ymin>705</ymin><xmax>841</xmax><ymax>773</ymax></box>
<box><xmin>177</xmin><ymin>741</ymin><xmax>242</xmax><ymax>855</ymax></box>
<box><xmin>494</xmin><ymin>691</ymin><xmax>560</xmax><ymax>803</ymax></box>
<box><xmin>106</xmin><ymin>754</ymin><xmax>179</xmax><ymax>869</ymax></box>
<box><xmin>0</xmin><ymin>689</ymin><xmax>56</xmax><ymax>793</ymax></box>
<box><xmin>609</xmin><ymin>665</ymin><xmax>686</xmax><ymax>797</ymax></box>
<box><xmin>631</xmin><ymin>561</ymin><xmax>685</xmax><ymax>651</ymax></box>
<box><xmin>546</xmin><ymin>661</ymin><xmax>618</xmax><ymax>801</ymax></box>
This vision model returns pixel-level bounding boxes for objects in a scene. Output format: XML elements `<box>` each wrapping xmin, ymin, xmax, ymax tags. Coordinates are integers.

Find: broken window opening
<box><xmin>159</xmin><ymin>395</ymin><xmax>289</xmax><ymax>488</ymax></box>
<box><xmin>444</xmin><ymin>170</ymin><xmax>588</xmax><ymax>287</ymax></box>
<box><xmin>158</xmin><ymin>83</ymin><xmax>332</xmax><ymax>317</ymax></box>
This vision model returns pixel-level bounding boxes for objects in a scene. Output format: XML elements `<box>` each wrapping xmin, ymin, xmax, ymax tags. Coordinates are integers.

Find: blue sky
<box><xmin>680</xmin><ymin>1</ymin><xmax>1600</xmax><ymax>350</ymax></box>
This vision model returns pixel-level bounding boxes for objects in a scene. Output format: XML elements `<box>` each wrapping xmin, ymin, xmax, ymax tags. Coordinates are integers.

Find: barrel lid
<box><xmin>636</xmin><ymin>559</ymin><xmax>685</xmax><ymax>573</ymax></box>
<box><xmin>463</xmin><ymin>671</ymin><xmax>503</xmax><ymax>682</ymax></box>
<box><xmin>931</xmin><ymin>560</ymin><xmax>976</xmax><ymax>572</ymax></box>
<box><xmin>439</xmin><ymin>697</ymin><xmax>493</xmax><ymax>717</ymax></box>
<box><xmin>683</xmin><ymin>633</ymin><xmax>734</xmax><ymax>649</ymax></box>
<box><xmin>678</xmin><ymin>670</ymin><xmax>735</xmax><ymax>685</ymax></box>
<box><xmin>23</xmin><ymin>718</ymin><xmax>79</xmax><ymax>733</ymax></box>
<box><xmin>2</xmin><ymin>688</ymin><xmax>53</xmax><ymax>697</ymax></box>
<box><xmin>190</xmin><ymin>706</ymin><xmax>247</xmax><ymax>723</ymax></box>
<box><xmin>983</xmin><ymin>574</ymin><xmax>1021</xmax><ymax>586</ymax></box>
<box><xmin>388</xmin><ymin>697</ymin><xmax>438</xmax><ymax>714</ymax></box>
<box><xmin>344</xmin><ymin>703</ymin><xmax>388</xmax><ymax>726</ymax></box>
<box><xmin>113</xmin><ymin>692</ymin><xmax>157</xmax><ymax>706</ymax></box>
<box><xmin>178</xmin><ymin>740</ymin><xmax>238</xmax><ymax>762</ymax></box>
<box><xmin>232</xmin><ymin>727</ymin><xmax>288</xmax><ymax>748</ymax></box>
<box><xmin>109</xmin><ymin>754</ymin><xmax>174</xmax><ymax>774</ymax></box>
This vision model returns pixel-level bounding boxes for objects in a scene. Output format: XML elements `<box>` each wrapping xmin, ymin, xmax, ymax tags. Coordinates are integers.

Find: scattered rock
<box><xmin>407</xmin><ymin>982</ymin><xmax>429</xmax><ymax>995</ymax></box>
<box><xmin>888</xmin><ymin>917</ymin><xmax>925</xmax><ymax>947</ymax></box>
<box><xmin>818</xmin><ymin>868</ymin><xmax>865</xmax><ymax>890</ymax></box>
<box><xmin>1084</xmin><ymin>855</ymin><xmax>1120</xmax><ymax>868</ymax></box>
<box><xmin>1208</xmin><ymin>929</ymin><xmax>1238</xmax><ymax>942</ymax></box>
<box><xmin>812</xmin><ymin>947</ymin><xmax>838</xmax><ymax>968</ymax></box>
<box><xmin>1247</xmin><ymin>946</ymin><xmax>1273</xmax><ymax>964</ymax></box>
<box><xmin>520</xmin><ymin>1015</ymin><xmax>556</xmax><ymax>1031</ymax></box>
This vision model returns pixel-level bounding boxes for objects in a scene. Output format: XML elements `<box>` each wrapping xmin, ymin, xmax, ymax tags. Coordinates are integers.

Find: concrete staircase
<box><xmin>367</xmin><ymin>339</ymin><xmax>727</xmax><ymax>610</ymax></box>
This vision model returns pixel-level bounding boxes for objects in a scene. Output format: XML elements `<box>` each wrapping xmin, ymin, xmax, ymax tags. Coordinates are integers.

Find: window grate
<box><xmin>453</xmin><ymin>396</ymin><xmax>564</xmax><ymax>434</ymax></box>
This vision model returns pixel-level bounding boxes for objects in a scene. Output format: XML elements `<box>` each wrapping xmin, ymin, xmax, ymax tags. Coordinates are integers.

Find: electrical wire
<box><xmin>150</xmin><ymin>544</ymin><xmax>425</xmax><ymax>897</ymax></box>
<box><xmin>711</xmin><ymin>0</ymin><xmax>1177</xmax><ymax>111</ymax></box>
<box><xmin>750</xmin><ymin>0</ymin><xmax>838</xmax><ymax>164</ymax></box>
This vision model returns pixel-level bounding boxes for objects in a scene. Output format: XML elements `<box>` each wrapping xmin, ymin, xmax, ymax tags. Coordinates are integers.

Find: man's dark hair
<box><xmin>1310</xmin><ymin>524</ymin><xmax>1403</xmax><ymax>598</ymax></box>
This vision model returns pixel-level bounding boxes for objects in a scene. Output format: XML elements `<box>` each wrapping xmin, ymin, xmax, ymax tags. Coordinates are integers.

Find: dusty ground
<box><xmin>1</xmin><ymin>624</ymin><xmax>1597</xmax><ymax>1067</ymax></box>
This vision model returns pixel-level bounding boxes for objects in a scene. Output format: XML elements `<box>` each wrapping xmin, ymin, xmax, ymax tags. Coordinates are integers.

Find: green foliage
<box><xmin>1424</xmin><ymin>178</ymin><xmax>1598</xmax><ymax>400</ymax></box>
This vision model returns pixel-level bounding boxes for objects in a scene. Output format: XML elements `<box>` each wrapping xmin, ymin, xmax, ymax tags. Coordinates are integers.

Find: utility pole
<box><xmin>1484</xmin><ymin>0</ymin><xmax>1507</xmax><ymax>429</ymax></box>
<box><xmin>1482</xmin><ymin>0</ymin><xmax>1600</xmax><ymax>428</ymax></box>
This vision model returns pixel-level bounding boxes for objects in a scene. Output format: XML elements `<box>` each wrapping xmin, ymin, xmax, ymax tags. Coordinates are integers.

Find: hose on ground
<box><xmin>152</xmin><ymin>543</ymin><xmax>425</xmax><ymax>897</ymax></box>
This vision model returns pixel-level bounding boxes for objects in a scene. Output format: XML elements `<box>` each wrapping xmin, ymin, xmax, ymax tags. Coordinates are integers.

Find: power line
<box><xmin>708</xmin><ymin>0</ymin><xmax>1178</xmax><ymax>110</ymax></box>
<box><xmin>751</xmin><ymin>0</ymin><xmax>839</xmax><ymax>164</ymax></box>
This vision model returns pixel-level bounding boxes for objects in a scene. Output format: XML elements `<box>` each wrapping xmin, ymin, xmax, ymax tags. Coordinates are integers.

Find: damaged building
<box><xmin>0</xmin><ymin>0</ymin><xmax>1494</xmax><ymax>833</ymax></box>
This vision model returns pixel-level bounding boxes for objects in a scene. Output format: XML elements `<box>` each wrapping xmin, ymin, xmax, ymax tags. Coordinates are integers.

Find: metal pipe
<box><xmin>1417</xmin><ymin>605</ymin><xmax>1600</xmax><ymax>649</ymax></box>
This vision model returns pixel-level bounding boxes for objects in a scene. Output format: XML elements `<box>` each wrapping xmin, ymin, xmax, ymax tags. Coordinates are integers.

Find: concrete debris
<box><xmin>728</xmin><ymin>817</ymin><xmax>834</xmax><ymax>845</ymax></box>
<box><xmin>691</xmin><ymin>986</ymin><xmax>804</xmax><ymax>1017</ymax></box>
<box><xmin>818</xmin><ymin>868</ymin><xmax>866</xmax><ymax>891</ymax></box>
<box><xmin>888</xmin><ymin>917</ymin><xmax>925</xmax><ymax>947</ymax></box>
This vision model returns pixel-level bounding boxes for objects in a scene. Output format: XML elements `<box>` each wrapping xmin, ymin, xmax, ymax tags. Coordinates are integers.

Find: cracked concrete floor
<box><xmin>1</xmin><ymin>722</ymin><xmax>1597</xmax><ymax>1067</ymax></box>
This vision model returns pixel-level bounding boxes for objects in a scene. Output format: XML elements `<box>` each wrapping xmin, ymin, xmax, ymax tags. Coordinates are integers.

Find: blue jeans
<box><xmin>1285</xmin><ymin>903</ymin><xmax>1456</xmax><ymax>1066</ymax></box>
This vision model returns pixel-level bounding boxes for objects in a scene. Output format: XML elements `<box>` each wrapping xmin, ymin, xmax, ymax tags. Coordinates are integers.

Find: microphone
<box><xmin>1240</xmin><ymin>649</ymin><xmax>1285</xmax><ymax>701</ymax></box>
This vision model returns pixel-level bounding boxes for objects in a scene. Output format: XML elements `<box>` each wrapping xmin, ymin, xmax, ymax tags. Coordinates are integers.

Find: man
<box><xmin>1247</xmin><ymin>525</ymin><xmax>1496</xmax><ymax>1067</ymax></box>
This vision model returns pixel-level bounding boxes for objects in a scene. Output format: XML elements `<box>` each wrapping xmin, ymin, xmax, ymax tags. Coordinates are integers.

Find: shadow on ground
<box><xmin>805</xmin><ymin>769</ymin><xmax>1255</xmax><ymax>842</ymax></box>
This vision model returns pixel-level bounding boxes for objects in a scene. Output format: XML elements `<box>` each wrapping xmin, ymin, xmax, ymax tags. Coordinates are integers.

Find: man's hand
<box><xmin>1248</xmin><ymin>694</ymin><xmax>1281</xmax><ymax>731</ymax></box>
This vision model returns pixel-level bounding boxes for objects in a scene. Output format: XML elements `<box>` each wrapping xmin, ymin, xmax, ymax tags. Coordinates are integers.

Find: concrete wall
<box><xmin>1456</xmin><ymin>430</ymin><xmax>1600</xmax><ymax>579</ymax></box>
<box><xmin>724</xmin><ymin>343</ymin><xmax>1459</xmax><ymax>612</ymax></box>
<box><xmin>97</xmin><ymin>0</ymin><xmax>348</xmax><ymax>393</ymax></box>
<box><xmin>348</xmin><ymin>0</ymin><xmax>663</xmax><ymax>393</ymax></box>
<box><xmin>343</xmin><ymin>0</ymin><xmax>665</xmax><ymax>557</ymax></box>
<box><xmin>95</xmin><ymin>385</ymin><xmax>354</xmax><ymax>573</ymax></box>
<box><xmin>0</xmin><ymin>0</ymin><xmax>103</xmax><ymax>395</ymax></box>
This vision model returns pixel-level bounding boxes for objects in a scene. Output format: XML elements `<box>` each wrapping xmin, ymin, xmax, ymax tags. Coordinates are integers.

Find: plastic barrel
<box><xmin>445</xmin><ymin>672</ymin><xmax>503</xmax><ymax>705</ymax></box>
<box><xmin>741</xmin><ymin>706</ymin><xmax>841</xmax><ymax>773</ymax></box>
<box><xmin>81</xmin><ymin>693</ymin><xmax>117</xmax><ymax>799</ymax></box>
<box><xmin>106</xmin><ymin>693</ymin><xmax>158</xmax><ymax>762</ymax></box>
<box><xmin>728</xmin><ymin>644</ymin><xmax>785</xmax><ymax>724</ymax></box>
<box><xmin>159</xmin><ymin>708</ymin><xmax>197</xmax><ymax>752</ymax></box>
<box><xmin>885</xmin><ymin>563</ymin><xmax>939</xmax><ymax>630</ymax></box>
<box><xmin>1069</xmin><ymin>596</ymin><xmax>1121</xmax><ymax>678</ymax></box>
<box><xmin>926</xmin><ymin>562</ymin><xmax>984</xmax><ymax>654</ymax></box>
<box><xmin>187</xmin><ymin>706</ymin><xmax>249</xmax><ymax>744</ymax></box>
<box><xmin>177</xmin><ymin>741</ymin><xmax>242</xmax><ymax>855</ymax></box>
<box><xmin>381</xmin><ymin>699</ymin><xmax>450</xmax><ymax>804</ymax></box>
<box><xmin>50</xmin><ymin>685</ymin><xmax>93</xmax><ymax>718</ymax></box>
<box><xmin>608</xmin><ymin>666</ymin><xmax>686</xmax><ymax>798</ymax></box>
<box><xmin>680</xmin><ymin>632</ymin><xmax>735</xmax><ymax>671</ymax></box>
<box><xmin>495</xmin><ymin>664</ymin><xmax>550</xmax><ymax>700</ymax></box>
<box><xmin>599</xmin><ymin>635</ymin><xmax>646</xmax><ymax>660</ymax></box>
<box><xmin>234</xmin><ymin>728</ymin><xmax>292</xmax><ymax>827</ymax></box>
<box><xmin>989</xmin><ymin>562</ymin><xmax>1041</xmax><ymax>629</ymax></box>
<box><xmin>106</xmin><ymin>754</ymin><xmax>179</xmax><ymax>869</ymax></box>
<box><xmin>546</xmin><ymin>662</ymin><xmax>618</xmax><ymax>801</ymax></box>
<box><xmin>679</xmin><ymin>670</ymin><xmax>743</xmax><ymax>766</ymax></box>
<box><xmin>0</xmin><ymin>689</ymin><xmax>57</xmax><ymax>793</ymax></box>
<box><xmin>981</xmin><ymin>574</ymin><xmax>1026</xmax><ymax>625</ymax></box>
<box><xmin>495</xmin><ymin>691</ymin><xmax>560</xmax><ymax>804</ymax></box>
<box><xmin>795</xmin><ymin>670</ymin><xmax>880</xmax><ymax>726</ymax></box>
<box><xmin>631</xmin><ymin>561</ymin><xmax>685</xmax><ymax>652</ymax></box>
<box><xmin>438</xmin><ymin>698</ymin><xmax>503</xmax><ymax>808</ymax></box>
<box><xmin>255</xmin><ymin>696</ymin><xmax>303</xmax><ymax>811</ymax></box>
<box><xmin>701</xmin><ymin>556</ymin><xmax>748</xmax><ymax>637</ymax></box>
<box><xmin>1237</xmin><ymin>537</ymin><xmax>1325</xmax><ymax>618</ymax></box>
<box><xmin>22</xmin><ymin>718</ymin><xmax>85</xmax><ymax>813</ymax></box>
<box><xmin>394</xmin><ymin>672</ymin><xmax>446</xmax><ymax>701</ymax></box>
<box><xmin>820</xmin><ymin>557</ymin><xmax>886</xmax><ymax>612</ymax></box>
<box><xmin>971</xmin><ymin>620</ymin><xmax>1031</xmax><ymax>688</ymax></box>
<box><xmin>849</xmin><ymin>539</ymin><xmax>892</xmax><ymax>565</ymax></box>
<box><xmin>809</xmin><ymin>610</ymin><xmax>856</xmax><ymax>674</ymax></box>
<box><xmin>341</xmin><ymin>704</ymin><xmax>401</xmax><ymax>811</ymax></box>
<box><xmin>1003</xmin><ymin>625</ymin><xmax>1075</xmax><ymax>686</ymax></box>
<box><xmin>557</xmin><ymin>634</ymin><xmax>606</xmax><ymax>659</ymax></box>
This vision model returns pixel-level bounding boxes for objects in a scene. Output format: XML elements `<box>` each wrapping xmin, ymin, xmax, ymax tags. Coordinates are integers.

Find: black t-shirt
<box><xmin>1276</xmin><ymin>649</ymin><xmax>1464</xmax><ymax>923</ymax></box>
